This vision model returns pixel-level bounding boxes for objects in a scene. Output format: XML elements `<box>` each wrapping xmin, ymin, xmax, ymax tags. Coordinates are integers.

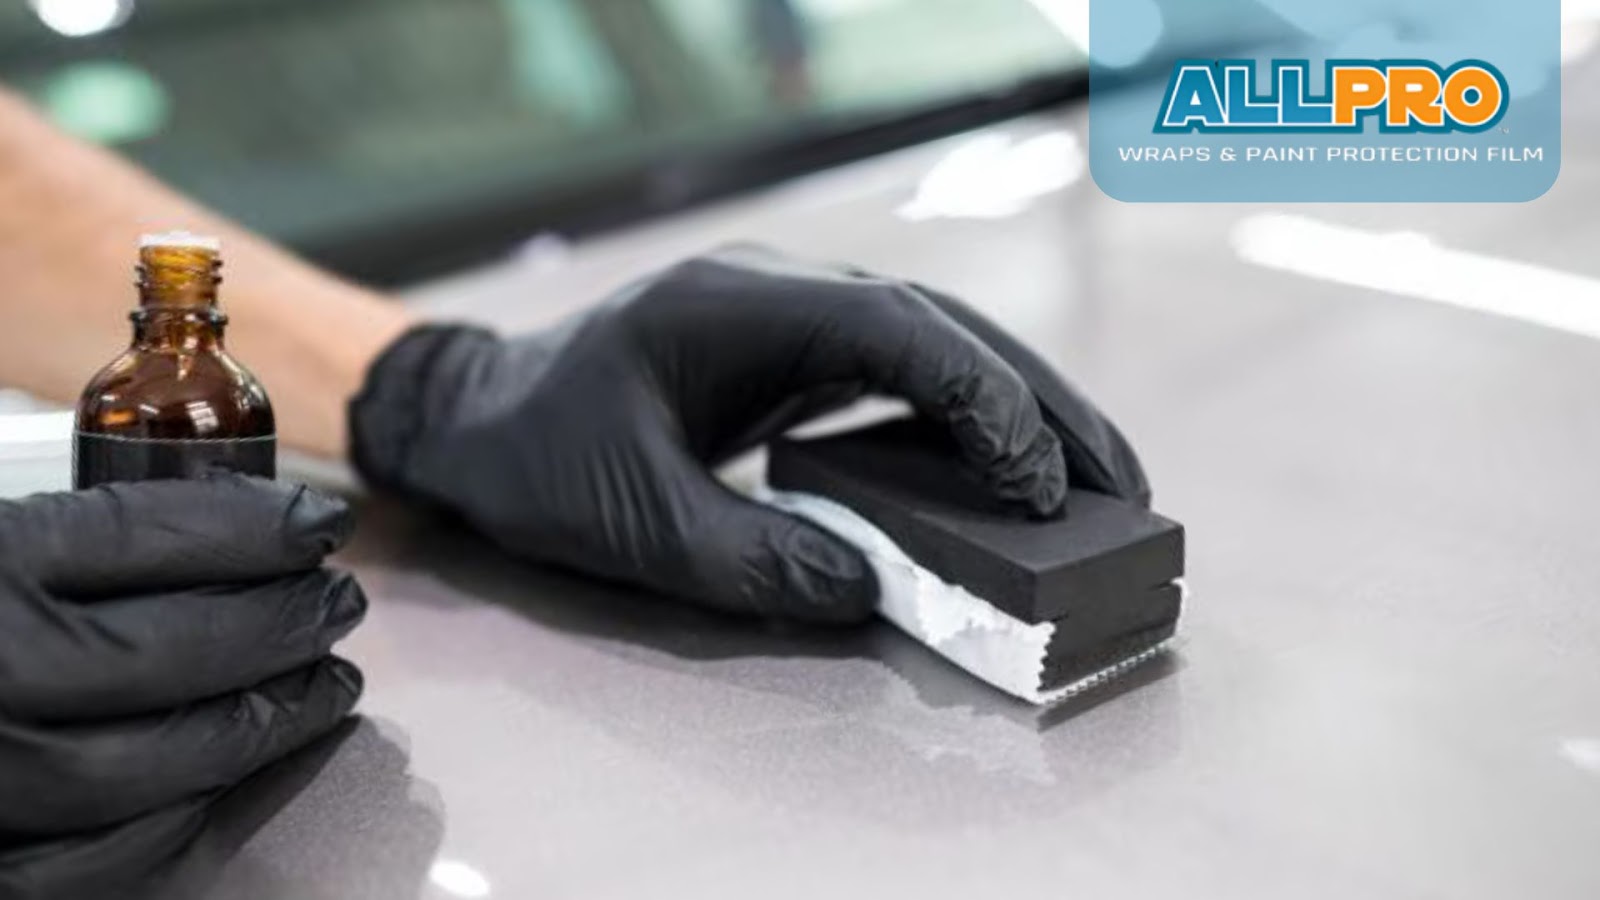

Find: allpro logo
<box><xmin>1155</xmin><ymin>59</ymin><xmax>1509</xmax><ymax>134</ymax></box>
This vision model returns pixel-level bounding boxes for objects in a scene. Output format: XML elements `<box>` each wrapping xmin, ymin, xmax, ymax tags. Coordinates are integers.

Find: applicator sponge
<box><xmin>766</xmin><ymin>418</ymin><xmax>1185</xmax><ymax>702</ymax></box>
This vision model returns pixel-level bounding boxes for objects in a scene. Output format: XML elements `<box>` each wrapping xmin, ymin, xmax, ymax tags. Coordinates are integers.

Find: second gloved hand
<box><xmin>0</xmin><ymin>476</ymin><xmax>366</xmax><ymax>899</ymax></box>
<box><xmin>350</xmin><ymin>246</ymin><xmax>1147</xmax><ymax>623</ymax></box>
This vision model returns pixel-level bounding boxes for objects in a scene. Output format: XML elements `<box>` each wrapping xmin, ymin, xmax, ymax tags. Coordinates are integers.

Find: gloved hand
<box><xmin>0</xmin><ymin>475</ymin><xmax>366</xmax><ymax>900</ymax></box>
<box><xmin>350</xmin><ymin>245</ymin><xmax>1147</xmax><ymax>623</ymax></box>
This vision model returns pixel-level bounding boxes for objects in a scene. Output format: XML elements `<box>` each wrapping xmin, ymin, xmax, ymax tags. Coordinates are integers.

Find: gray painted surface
<box><xmin>191</xmin><ymin>56</ymin><xmax>1600</xmax><ymax>899</ymax></box>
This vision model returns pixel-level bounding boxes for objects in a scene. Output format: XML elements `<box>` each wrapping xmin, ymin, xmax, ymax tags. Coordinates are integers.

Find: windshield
<box><xmin>0</xmin><ymin>0</ymin><xmax>1090</xmax><ymax>279</ymax></box>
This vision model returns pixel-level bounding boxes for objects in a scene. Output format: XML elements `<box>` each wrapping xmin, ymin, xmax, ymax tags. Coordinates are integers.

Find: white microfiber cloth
<box><xmin>760</xmin><ymin>488</ymin><xmax>1176</xmax><ymax>705</ymax></box>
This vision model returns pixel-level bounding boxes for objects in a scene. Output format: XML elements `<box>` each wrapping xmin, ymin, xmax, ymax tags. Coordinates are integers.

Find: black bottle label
<box><xmin>73</xmin><ymin>432</ymin><xmax>276</xmax><ymax>489</ymax></box>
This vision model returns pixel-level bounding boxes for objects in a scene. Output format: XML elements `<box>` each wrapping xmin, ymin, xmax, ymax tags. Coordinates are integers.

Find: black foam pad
<box><xmin>1042</xmin><ymin>584</ymin><xmax>1181</xmax><ymax>690</ymax></box>
<box><xmin>767</xmin><ymin>419</ymin><xmax>1185</xmax><ymax>625</ymax></box>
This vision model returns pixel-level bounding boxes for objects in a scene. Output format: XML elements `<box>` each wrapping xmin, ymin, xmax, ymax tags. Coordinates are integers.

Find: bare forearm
<box><xmin>0</xmin><ymin>89</ymin><xmax>413</xmax><ymax>458</ymax></box>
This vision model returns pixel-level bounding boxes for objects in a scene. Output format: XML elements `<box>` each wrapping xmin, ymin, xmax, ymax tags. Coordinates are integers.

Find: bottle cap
<box><xmin>139</xmin><ymin>231</ymin><xmax>221</xmax><ymax>251</ymax></box>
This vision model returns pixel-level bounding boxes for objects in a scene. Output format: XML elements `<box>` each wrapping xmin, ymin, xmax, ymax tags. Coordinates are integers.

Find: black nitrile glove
<box><xmin>351</xmin><ymin>245</ymin><xmax>1147</xmax><ymax>623</ymax></box>
<box><xmin>0</xmin><ymin>475</ymin><xmax>366</xmax><ymax>900</ymax></box>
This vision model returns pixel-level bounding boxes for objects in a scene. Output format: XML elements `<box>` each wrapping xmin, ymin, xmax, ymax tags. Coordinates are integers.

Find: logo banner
<box><xmin>1088</xmin><ymin>0</ymin><xmax>1561</xmax><ymax>202</ymax></box>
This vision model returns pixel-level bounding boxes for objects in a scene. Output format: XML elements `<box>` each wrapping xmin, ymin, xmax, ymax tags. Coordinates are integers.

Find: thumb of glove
<box><xmin>671</xmin><ymin>470</ymin><xmax>878</xmax><ymax>624</ymax></box>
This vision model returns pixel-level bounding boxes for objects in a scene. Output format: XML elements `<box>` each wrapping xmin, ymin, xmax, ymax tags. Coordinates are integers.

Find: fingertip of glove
<box><xmin>986</xmin><ymin>426</ymin><xmax>1068</xmax><ymax>520</ymax></box>
<box><xmin>326</xmin><ymin>658</ymin><xmax>364</xmax><ymax>702</ymax></box>
<box><xmin>284</xmin><ymin>484</ymin><xmax>355</xmax><ymax>557</ymax></box>
<box><xmin>322</xmin><ymin>569</ymin><xmax>369</xmax><ymax>633</ymax></box>
<box><xmin>186</xmin><ymin>472</ymin><xmax>353</xmax><ymax>552</ymax></box>
<box><xmin>1026</xmin><ymin>450</ymin><xmax>1069</xmax><ymax>520</ymax></box>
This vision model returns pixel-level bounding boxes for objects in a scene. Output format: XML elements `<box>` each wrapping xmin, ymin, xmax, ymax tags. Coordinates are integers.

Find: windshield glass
<box><xmin>0</xmin><ymin>0</ymin><xmax>1086</xmax><ymax>269</ymax></box>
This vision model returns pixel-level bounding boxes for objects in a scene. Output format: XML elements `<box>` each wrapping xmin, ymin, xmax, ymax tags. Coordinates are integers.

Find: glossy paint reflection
<box><xmin>428</xmin><ymin>859</ymin><xmax>492</xmax><ymax>898</ymax></box>
<box><xmin>897</xmin><ymin>130</ymin><xmax>1085</xmax><ymax>222</ymax></box>
<box><xmin>1232</xmin><ymin>213</ymin><xmax>1600</xmax><ymax>342</ymax></box>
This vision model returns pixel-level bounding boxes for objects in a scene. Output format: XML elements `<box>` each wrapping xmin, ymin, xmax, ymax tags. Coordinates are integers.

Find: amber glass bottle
<box><xmin>73</xmin><ymin>233</ymin><xmax>275</xmax><ymax>489</ymax></box>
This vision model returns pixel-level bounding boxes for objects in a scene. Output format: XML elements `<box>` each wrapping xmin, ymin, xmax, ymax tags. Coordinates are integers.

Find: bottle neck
<box><xmin>131</xmin><ymin>307</ymin><xmax>226</xmax><ymax>351</ymax></box>
<box><xmin>132</xmin><ymin>243</ymin><xmax>225</xmax><ymax>351</ymax></box>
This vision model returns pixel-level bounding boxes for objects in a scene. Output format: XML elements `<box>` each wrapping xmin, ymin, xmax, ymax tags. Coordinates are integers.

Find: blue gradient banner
<box><xmin>1089</xmin><ymin>0</ymin><xmax>1561</xmax><ymax>201</ymax></box>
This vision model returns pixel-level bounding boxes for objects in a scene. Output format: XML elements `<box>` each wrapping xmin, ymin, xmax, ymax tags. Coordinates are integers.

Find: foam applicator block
<box><xmin>1042</xmin><ymin>584</ymin><xmax>1181</xmax><ymax>689</ymax></box>
<box><xmin>767</xmin><ymin>419</ymin><xmax>1185</xmax><ymax>625</ymax></box>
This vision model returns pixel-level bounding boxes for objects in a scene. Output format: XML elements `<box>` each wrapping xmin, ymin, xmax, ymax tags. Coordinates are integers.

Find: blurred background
<box><xmin>0</xmin><ymin>0</ymin><xmax>1115</xmax><ymax>281</ymax></box>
